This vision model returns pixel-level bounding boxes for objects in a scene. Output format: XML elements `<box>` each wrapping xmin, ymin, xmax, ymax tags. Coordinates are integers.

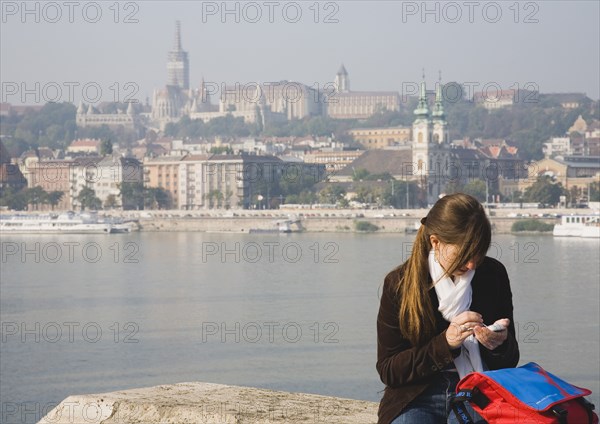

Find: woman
<box><xmin>376</xmin><ymin>193</ymin><xmax>519</xmax><ymax>424</ymax></box>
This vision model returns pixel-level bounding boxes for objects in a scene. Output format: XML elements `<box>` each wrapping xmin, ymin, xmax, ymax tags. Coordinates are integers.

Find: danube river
<box><xmin>1</xmin><ymin>232</ymin><xmax>599</xmax><ymax>423</ymax></box>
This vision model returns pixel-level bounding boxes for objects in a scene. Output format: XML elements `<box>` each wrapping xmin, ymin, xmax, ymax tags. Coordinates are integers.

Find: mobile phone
<box><xmin>487</xmin><ymin>323</ymin><xmax>506</xmax><ymax>332</ymax></box>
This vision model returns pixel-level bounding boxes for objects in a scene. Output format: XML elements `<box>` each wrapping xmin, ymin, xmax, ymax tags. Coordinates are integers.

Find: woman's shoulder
<box><xmin>479</xmin><ymin>256</ymin><xmax>508</xmax><ymax>274</ymax></box>
<box><xmin>381</xmin><ymin>264</ymin><xmax>405</xmax><ymax>298</ymax></box>
<box><xmin>384</xmin><ymin>264</ymin><xmax>404</xmax><ymax>285</ymax></box>
<box><xmin>476</xmin><ymin>256</ymin><xmax>510</xmax><ymax>286</ymax></box>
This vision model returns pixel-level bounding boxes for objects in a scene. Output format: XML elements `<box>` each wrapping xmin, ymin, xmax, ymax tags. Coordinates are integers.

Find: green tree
<box><xmin>590</xmin><ymin>182</ymin><xmax>600</xmax><ymax>202</ymax></box>
<box><xmin>462</xmin><ymin>180</ymin><xmax>487</xmax><ymax>202</ymax></box>
<box><xmin>119</xmin><ymin>182</ymin><xmax>144</xmax><ymax>210</ymax></box>
<box><xmin>352</xmin><ymin>168</ymin><xmax>370</xmax><ymax>181</ymax></box>
<box><xmin>104</xmin><ymin>194</ymin><xmax>119</xmax><ymax>209</ymax></box>
<box><xmin>365</xmin><ymin>172</ymin><xmax>394</xmax><ymax>181</ymax></box>
<box><xmin>381</xmin><ymin>180</ymin><xmax>418</xmax><ymax>208</ymax></box>
<box><xmin>205</xmin><ymin>190</ymin><xmax>224</xmax><ymax>208</ymax></box>
<box><xmin>209</xmin><ymin>146</ymin><xmax>234</xmax><ymax>154</ymax></box>
<box><xmin>317</xmin><ymin>184</ymin><xmax>346</xmax><ymax>204</ymax></box>
<box><xmin>278</xmin><ymin>172</ymin><xmax>321</xmax><ymax>198</ymax></box>
<box><xmin>0</xmin><ymin>187</ymin><xmax>28</xmax><ymax>210</ymax></box>
<box><xmin>523</xmin><ymin>176</ymin><xmax>564</xmax><ymax>207</ymax></box>
<box><xmin>76</xmin><ymin>186</ymin><xmax>102</xmax><ymax>211</ymax></box>
<box><xmin>100</xmin><ymin>139</ymin><xmax>113</xmax><ymax>156</ymax></box>
<box><xmin>145</xmin><ymin>187</ymin><xmax>171</xmax><ymax>209</ymax></box>
<box><xmin>25</xmin><ymin>186</ymin><xmax>49</xmax><ymax>211</ymax></box>
<box><xmin>47</xmin><ymin>191</ymin><xmax>64</xmax><ymax>210</ymax></box>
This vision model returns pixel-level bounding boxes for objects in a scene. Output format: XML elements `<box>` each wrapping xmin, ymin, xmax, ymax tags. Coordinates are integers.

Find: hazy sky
<box><xmin>1</xmin><ymin>1</ymin><xmax>599</xmax><ymax>105</ymax></box>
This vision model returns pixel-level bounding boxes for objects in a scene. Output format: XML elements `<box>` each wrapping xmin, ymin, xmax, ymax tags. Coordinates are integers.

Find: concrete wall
<box><xmin>138</xmin><ymin>215</ymin><xmax>559</xmax><ymax>234</ymax></box>
<box><xmin>38</xmin><ymin>382</ymin><xmax>378</xmax><ymax>424</ymax></box>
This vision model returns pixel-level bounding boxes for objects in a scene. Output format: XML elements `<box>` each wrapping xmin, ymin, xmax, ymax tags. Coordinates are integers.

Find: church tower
<box><xmin>167</xmin><ymin>21</ymin><xmax>190</xmax><ymax>90</ymax></box>
<box><xmin>412</xmin><ymin>77</ymin><xmax>431</xmax><ymax>178</ymax></box>
<box><xmin>431</xmin><ymin>74</ymin><xmax>448</xmax><ymax>144</ymax></box>
<box><xmin>334</xmin><ymin>64</ymin><xmax>350</xmax><ymax>93</ymax></box>
<box><xmin>411</xmin><ymin>72</ymin><xmax>451</xmax><ymax>204</ymax></box>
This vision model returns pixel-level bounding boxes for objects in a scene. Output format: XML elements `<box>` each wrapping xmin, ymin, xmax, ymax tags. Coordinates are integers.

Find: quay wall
<box><xmin>38</xmin><ymin>382</ymin><xmax>379</xmax><ymax>424</ymax></box>
<box><xmin>138</xmin><ymin>215</ymin><xmax>559</xmax><ymax>234</ymax></box>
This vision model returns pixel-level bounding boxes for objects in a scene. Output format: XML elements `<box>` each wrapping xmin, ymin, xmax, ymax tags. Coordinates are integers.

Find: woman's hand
<box><xmin>446</xmin><ymin>311</ymin><xmax>484</xmax><ymax>349</ymax></box>
<box><xmin>473</xmin><ymin>318</ymin><xmax>510</xmax><ymax>350</ymax></box>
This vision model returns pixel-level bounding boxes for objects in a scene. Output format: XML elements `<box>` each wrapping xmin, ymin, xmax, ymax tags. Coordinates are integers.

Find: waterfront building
<box><xmin>144</xmin><ymin>153</ymin><xmax>325</xmax><ymax>209</ymax></box>
<box><xmin>88</xmin><ymin>156</ymin><xmax>143</xmax><ymax>209</ymax></box>
<box><xmin>17</xmin><ymin>153</ymin><xmax>142</xmax><ymax>211</ymax></box>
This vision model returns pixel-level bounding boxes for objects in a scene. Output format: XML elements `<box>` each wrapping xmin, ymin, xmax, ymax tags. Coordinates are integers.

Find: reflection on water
<box><xmin>1</xmin><ymin>232</ymin><xmax>598</xmax><ymax>422</ymax></box>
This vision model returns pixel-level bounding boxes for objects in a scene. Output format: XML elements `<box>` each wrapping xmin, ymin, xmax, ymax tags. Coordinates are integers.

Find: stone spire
<box><xmin>174</xmin><ymin>20</ymin><xmax>182</xmax><ymax>51</ymax></box>
<box><xmin>334</xmin><ymin>64</ymin><xmax>350</xmax><ymax>93</ymax></box>
<box><xmin>432</xmin><ymin>70</ymin><xmax>445</xmax><ymax>120</ymax></box>
<box><xmin>413</xmin><ymin>69</ymin><xmax>429</xmax><ymax>118</ymax></box>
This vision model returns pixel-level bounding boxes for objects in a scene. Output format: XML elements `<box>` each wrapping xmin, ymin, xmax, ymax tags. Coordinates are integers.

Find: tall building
<box><xmin>167</xmin><ymin>21</ymin><xmax>189</xmax><ymax>90</ymax></box>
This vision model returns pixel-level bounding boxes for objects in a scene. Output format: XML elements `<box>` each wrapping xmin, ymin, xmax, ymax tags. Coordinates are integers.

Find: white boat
<box><xmin>552</xmin><ymin>214</ymin><xmax>600</xmax><ymax>238</ymax></box>
<box><xmin>0</xmin><ymin>211</ymin><xmax>112</xmax><ymax>234</ymax></box>
<box><xmin>249</xmin><ymin>216</ymin><xmax>303</xmax><ymax>234</ymax></box>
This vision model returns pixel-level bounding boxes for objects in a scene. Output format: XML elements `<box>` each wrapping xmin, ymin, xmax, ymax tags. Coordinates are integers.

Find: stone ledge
<box><xmin>39</xmin><ymin>382</ymin><xmax>378</xmax><ymax>423</ymax></box>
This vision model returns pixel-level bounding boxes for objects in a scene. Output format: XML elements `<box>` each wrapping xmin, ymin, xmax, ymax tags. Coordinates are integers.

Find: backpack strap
<box><xmin>454</xmin><ymin>388</ymin><xmax>491</xmax><ymax>410</ymax></box>
<box><xmin>576</xmin><ymin>398</ymin><xmax>597</xmax><ymax>423</ymax></box>
<box><xmin>550</xmin><ymin>405</ymin><xmax>568</xmax><ymax>424</ymax></box>
<box><xmin>451</xmin><ymin>401</ymin><xmax>476</xmax><ymax>424</ymax></box>
<box><xmin>452</xmin><ymin>388</ymin><xmax>491</xmax><ymax>424</ymax></box>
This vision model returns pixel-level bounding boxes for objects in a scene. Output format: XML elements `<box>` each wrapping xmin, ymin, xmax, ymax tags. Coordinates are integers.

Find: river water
<box><xmin>1</xmin><ymin>232</ymin><xmax>598</xmax><ymax>423</ymax></box>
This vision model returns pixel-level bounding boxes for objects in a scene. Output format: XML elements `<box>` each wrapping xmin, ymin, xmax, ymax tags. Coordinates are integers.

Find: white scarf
<box><xmin>429</xmin><ymin>250</ymin><xmax>484</xmax><ymax>379</ymax></box>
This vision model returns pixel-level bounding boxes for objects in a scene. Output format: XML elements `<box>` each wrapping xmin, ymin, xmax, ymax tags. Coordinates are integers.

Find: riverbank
<box><xmin>134</xmin><ymin>213</ymin><xmax>560</xmax><ymax>234</ymax></box>
<box><xmin>2</xmin><ymin>207</ymin><xmax>589</xmax><ymax>234</ymax></box>
<box><xmin>136</xmin><ymin>216</ymin><xmax>554</xmax><ymax>234</ymax></box>
<box><xmin>38</xmin><ymin>382</ymin><xmax>378</xmax><ymax>424</ymax></box>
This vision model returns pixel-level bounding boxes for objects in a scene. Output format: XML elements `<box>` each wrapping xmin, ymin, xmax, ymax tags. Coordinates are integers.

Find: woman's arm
<box><xmin>376</xmin><ymin>271</ymin><xmax>456</xmax><ymax>388</ymax></box>
<box><xmin>476</xmin><ymin>258</ymin><xmax>520</xmax><ymax>369</ymax></box>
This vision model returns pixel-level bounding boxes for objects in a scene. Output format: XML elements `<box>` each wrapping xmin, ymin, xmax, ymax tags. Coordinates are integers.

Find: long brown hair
<box><xmin>396</xmin><ymin>193</ymin><xmax>491</xmax><ymax>346</ymax></box>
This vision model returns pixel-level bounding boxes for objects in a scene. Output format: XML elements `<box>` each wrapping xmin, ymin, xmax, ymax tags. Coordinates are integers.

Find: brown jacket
<box><xmin>376</xmin><ymin>257</ymin><xmax>520</xmax><ymax>424</ymax></box>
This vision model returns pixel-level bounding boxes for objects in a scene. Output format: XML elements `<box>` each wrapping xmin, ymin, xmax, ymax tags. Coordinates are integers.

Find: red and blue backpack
<box><xmin>452</xmin><ymin>362</ymin><xmax>598</xmax><ymax>424</ymax></box>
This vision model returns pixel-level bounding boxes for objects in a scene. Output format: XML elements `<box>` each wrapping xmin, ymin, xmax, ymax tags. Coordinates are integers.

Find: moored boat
<box><xmin>552</xmin><ymin>214</ymin><xmax>600</xmax><ymax>238</ymax></box>
<box><xmin>0</xmin><ymin>211</ymin><xmax>112</xmax><ymax>234</ymax></box>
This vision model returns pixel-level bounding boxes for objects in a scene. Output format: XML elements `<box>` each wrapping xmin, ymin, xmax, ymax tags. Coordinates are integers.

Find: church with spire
<box><xmin>411</xmin><ymin>72</ymin><xmax>452</xmax><ymax>203</ymax></box>
<box><xmin>151</xmin><ymin>21</ymin><xmax>215</xmax><ymax>126</ymax></box>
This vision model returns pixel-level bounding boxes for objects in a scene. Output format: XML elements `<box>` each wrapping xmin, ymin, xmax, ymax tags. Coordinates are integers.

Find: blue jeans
<box><xmin>390</xmin><ymin>372</ymin><xmax>486</xmax><ymax>424</ymax></box>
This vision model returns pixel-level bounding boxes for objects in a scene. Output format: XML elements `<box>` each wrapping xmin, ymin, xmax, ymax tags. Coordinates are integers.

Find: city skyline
<box><xmin>1</xmin><ymin>1</ymin><xmax>599</xmax><ymax>106</ymax></box>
